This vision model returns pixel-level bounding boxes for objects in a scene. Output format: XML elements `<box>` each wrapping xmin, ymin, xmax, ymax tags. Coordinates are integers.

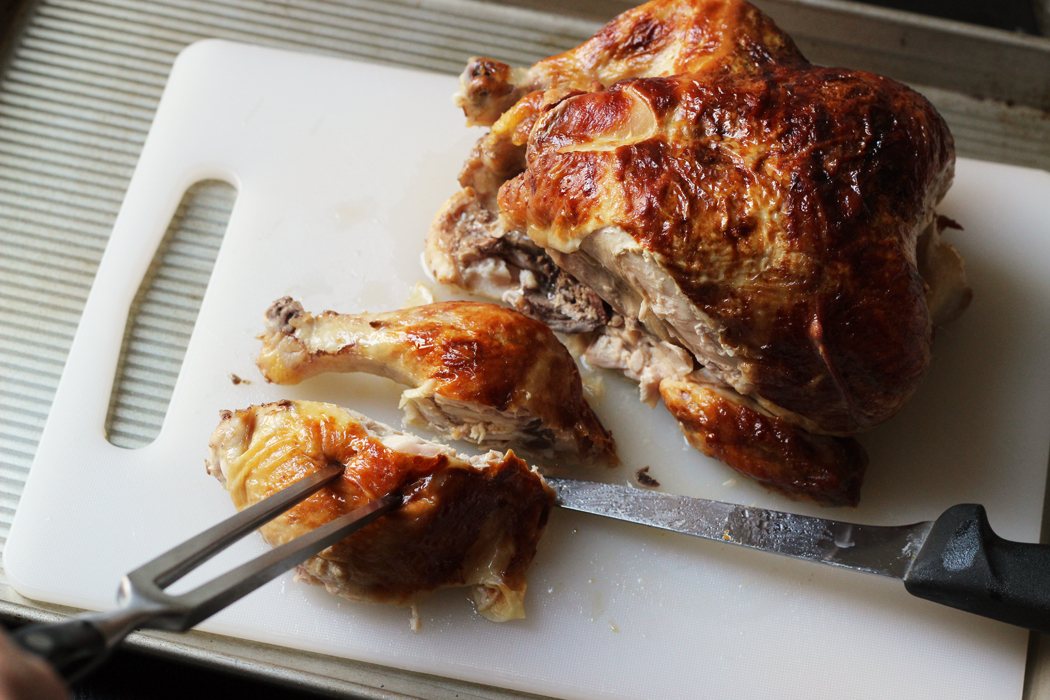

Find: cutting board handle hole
<box><xmin>104</xmin><ymin>179</ymin><xmax>237</xmax><ymax>448</ymax></box>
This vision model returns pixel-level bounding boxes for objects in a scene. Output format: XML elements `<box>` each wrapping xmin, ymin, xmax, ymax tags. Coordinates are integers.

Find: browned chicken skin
<box><xmin>659</xmin><ymin>379</ymin><xmax>867</xmax><ymax>505</ymax></box>
<box><xmin>206</xmin><ymin>400</ymin><xmax>555</xmax><ymax>622</ymax></box>
<box><xmin>257</xmin><ymin>298</ymin><xmax>616</xmax><ymax>466</ymax></box>
<box><xmin>428</xmin><ymin>0</ymin><xmax>970</xmax><ymax>505</ymax></box>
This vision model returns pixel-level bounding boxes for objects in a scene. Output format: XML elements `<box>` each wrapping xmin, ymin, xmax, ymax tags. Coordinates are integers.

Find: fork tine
<box><xmin>135</xmin><ymin>462</ymin><xmax>345</xmax><ymax>589</ymax></box>
<box><xmin>172</xmin><ymin>491</ymin><xmax>402</xmax><ymax>629</ymax></box>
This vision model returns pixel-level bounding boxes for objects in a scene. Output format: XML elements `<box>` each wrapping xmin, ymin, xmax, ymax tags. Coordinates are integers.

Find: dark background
<box><xmin>861</xmin><ymin>0</ymin><xmax>1042</xmax><ymax>34</ymax></box>
<box><xmin>6</xmin><ymin>0</ymin><xmax>1046</xmax><ymax>698</ymax></box>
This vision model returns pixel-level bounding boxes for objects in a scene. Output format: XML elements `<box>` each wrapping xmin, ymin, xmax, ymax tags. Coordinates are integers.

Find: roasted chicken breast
<box><xmin>257</xmin><ymin>298</ymin><xmax>616</xmax><ymax>466</ymax></box>
<box><xmin>206</xmin><ymin>400</ymin><xmax>555</xmax><ymax>623</ymax></box>
<box><xmin>426</xmin><ymin>0</ymin><xmax>970</xmax><ymax>505</ymax></box>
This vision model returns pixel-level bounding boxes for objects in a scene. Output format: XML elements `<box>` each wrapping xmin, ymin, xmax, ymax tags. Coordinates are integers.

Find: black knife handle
<box><xmin>12</xmin><ymin>618</ymin><xmax>110</xmax><ymax>683</ymax></box>
<box><xmin>903</xmin><ymin>504</ymin><xmax>1050</xmax><ymax>633</ymax></box>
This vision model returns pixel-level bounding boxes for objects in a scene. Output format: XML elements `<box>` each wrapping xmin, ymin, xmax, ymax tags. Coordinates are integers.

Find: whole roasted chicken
<box><xmin>426</xmin><ymin>0</ymin><xmax>971</xmax><ymax>505</ymax></box>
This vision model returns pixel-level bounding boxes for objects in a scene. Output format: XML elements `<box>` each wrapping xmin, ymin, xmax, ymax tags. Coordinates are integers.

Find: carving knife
<box><xmin>546</xmin><ymin>478</ymin><xmax>1050</xmax><ymax>633</ymax></box>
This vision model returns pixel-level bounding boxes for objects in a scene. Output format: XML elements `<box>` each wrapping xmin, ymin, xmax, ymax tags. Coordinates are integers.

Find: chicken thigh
<box><xmin>206</xmin><ymin>400</ymin><xmax>555</xmax><ymax>623</ymax></box>
<box><xmin>427</xmin><ymin>0</ymin><xmax>970</xmax><ymax>504</ymax></box>
<box><xmin>257</xmin><ymin>298</ymin><xmax>616</xmax><ymax>466</ymax></box>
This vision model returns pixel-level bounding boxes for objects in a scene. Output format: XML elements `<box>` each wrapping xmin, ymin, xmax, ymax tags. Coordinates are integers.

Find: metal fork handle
<box><xmin>14</xmin><ymin>465</ymin><xmax>401</xmax><ymax>683</ymax></box>
<box><xmin>13</xmin><ymin>606</ymin><xmax>162</xmax><ymax>684</ymax></box>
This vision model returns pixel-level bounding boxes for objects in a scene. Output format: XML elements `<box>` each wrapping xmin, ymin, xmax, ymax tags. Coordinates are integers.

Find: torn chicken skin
<box><xmin>426</xmin><ymin>0</ymin><xmax>971</xmax><ymax>505</ymax></box>
<box><xmin>206</xmin><ymin>400</ymin><xmax>555</xmax><ymax>622</ymax></box>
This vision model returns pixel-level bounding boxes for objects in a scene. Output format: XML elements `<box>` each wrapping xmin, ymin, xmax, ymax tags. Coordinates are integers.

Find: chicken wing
<box><xmin>206</xmin><ymin>400</ymin><xmax>555</xmax><ymax>623</ymax></box>
<box><xmin>257</xmin><ymin>298</ymin><xmax>616</xmax><ymax>466</ymax></box>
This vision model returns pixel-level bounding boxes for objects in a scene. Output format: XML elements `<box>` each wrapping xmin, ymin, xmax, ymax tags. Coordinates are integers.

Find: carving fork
<box><xmin>12</xmin><ymin>463</ymin><xmax>400</xmax><ymax>682</ymax></box>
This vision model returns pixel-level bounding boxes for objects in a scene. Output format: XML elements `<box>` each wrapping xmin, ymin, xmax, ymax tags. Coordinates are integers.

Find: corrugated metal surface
<box><xmin>1</xmin><ymin>1</ymin><xmax>1049</xmax><ymax>697</ymax></box>
<box><xmin>2</xmin><ymin>0</ymin><xmax>1050</xmax><ymax>579</ymax></box>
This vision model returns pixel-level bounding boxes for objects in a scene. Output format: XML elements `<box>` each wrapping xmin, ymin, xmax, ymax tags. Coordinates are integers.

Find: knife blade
<box><xmin>546</xmin><ymin>478</ymin><xmax>1050</xmax><ymax>633</ymax></box>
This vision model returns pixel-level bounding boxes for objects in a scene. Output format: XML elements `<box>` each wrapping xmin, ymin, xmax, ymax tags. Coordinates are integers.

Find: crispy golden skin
<box><xmin>257</xmin><ymin>299</ymin><xmax>616</xmax><ymax>465</ymax></box>
<box><xmin>206</xmin><ymin>400</ymin><xmax>555</xmax><ymax>622</ymax></box>
<box><xmin>497</xmin><ymin>13</ymin><xmax>954</xmax><ymax>436</ymax></box>
<box><xmin>455</xmin><ymin>0</ymin><xmax>805</xmax><ymax>128</ymax></box>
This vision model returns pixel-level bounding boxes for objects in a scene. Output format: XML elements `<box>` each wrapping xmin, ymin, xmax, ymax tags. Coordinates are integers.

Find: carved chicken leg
<box><xmin>206</xmin><ymin>400</ymin><xmax>555</xmax><ymax>623</ymax></box>
<box><xmin>257</xmin><ymin>298</ymin><xmax>616</xmax><ymax>465</ymax></box>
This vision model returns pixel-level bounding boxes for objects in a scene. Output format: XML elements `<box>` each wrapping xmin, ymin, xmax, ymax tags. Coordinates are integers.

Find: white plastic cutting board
<box><xmin>8</xmin><ymin>39</ymin><xmax>1050</xmax><ymax>700</ymax></box>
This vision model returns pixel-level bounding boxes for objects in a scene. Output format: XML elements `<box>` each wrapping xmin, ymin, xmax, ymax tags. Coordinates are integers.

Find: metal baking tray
<box><xmin>0</xmin><ymin>0</ymin><xmax>1048</xmax><ymax>697</ymax></box>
